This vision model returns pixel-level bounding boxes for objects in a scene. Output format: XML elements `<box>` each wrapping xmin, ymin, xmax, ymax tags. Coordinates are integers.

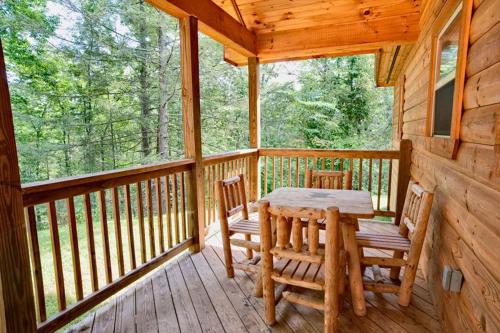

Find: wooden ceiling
<box><xmin>212</xmin><ymin>0</ymin><xmax>421</xmax><ymax>69</ymax></box>
<box><xmin>147</xmin><ymin>0</ymin><xmax>423</xmax><ymax>86</ymax></box>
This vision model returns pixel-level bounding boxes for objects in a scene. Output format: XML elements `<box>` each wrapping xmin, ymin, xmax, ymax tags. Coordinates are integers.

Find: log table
<box><xmin>259</xmin><ymin>187</ymin><xmax>375</xmax><ymax>316</ymax></box>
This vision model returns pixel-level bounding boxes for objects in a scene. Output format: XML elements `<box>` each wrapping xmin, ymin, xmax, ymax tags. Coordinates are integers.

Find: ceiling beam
<box><xmin>147</xmin><ymin>0</ymin><xmax>256</xmax><ymax>57</ymax></box>
<box><xmin>225</xmin><ymin>13</ymin><xmax>420</xmax><ymax>66</ymax></box>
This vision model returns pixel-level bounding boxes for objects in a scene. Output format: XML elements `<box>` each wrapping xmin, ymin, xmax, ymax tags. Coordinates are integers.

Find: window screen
<box><xmin>433</xmin><ymin>79</ymin><xmax>455</xmax><ymax>136</ymax></box>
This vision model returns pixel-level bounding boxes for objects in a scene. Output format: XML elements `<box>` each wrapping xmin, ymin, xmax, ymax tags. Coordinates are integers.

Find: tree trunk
<box><xmin>138</xmin><ymin>0</ymin><xmax>151</xmax><ymax>158</ymax></box>
<box><xmin>157</xmin><ymin>20</ymin><xmax>170</xmax><ymax>159</ymax></box>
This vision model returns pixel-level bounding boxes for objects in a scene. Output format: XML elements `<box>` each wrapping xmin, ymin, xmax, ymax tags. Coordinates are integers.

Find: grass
<box><xmin>36</xmin><ymin>208</ymin><xmax>188</xmax><ymax>323</ymax></box>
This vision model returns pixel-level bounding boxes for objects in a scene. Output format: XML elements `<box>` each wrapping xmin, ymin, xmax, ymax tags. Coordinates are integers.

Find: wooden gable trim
<box><xmin>147</xmin><ymin>0</ymin><xmax>256</xmax><ymax>57</ymax></box>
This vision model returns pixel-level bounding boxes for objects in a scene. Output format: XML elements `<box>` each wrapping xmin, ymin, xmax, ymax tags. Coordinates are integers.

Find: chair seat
<box><xmin>272</xmin><ymin>257</ymin><xmax>326</xmax><ymax>291</ymax></box>
<box><xmin>229</xmin><ymin>218</ymin><xmax>260</xmax><ymax>235</ymax></box>
<box><xmin>356</xmin><ymin>232</ymin><xmax>411</xmax><ymax>252</ymax></box>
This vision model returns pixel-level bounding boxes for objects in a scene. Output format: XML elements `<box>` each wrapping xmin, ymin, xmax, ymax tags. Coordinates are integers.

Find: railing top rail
<box><xmin>258</xmin><ymin>148</ymin><xmax>400</xmax><ymax>159</ymax></box>
<box><xmin>202</xmin><ymin>148</ymin><xmax>258</xmax><ymax>166</ymax></box>
<box><xmin>22</xmin><ymin>159</ymin><xmax>195</xmax><ymax>207</ymax></box>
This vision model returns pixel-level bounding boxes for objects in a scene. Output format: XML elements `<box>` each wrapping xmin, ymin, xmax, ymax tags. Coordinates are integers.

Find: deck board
<box><xmin>69</xmin><ymin>221</ymin><xmax>441</xmax><ymax>333</ymax></box>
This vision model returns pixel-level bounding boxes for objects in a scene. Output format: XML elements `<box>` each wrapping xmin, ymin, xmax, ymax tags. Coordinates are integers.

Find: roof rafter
<box><xmin>147</xmin><ymin>0</ymin><xmax>256</xmax><ymax>56</ymax></box>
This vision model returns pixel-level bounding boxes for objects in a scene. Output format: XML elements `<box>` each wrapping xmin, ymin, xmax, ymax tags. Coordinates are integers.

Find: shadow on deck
<box><xmin>68</xmin><ymin>221</ymin><xmax>441</xmax><ymax>332</ymax></box>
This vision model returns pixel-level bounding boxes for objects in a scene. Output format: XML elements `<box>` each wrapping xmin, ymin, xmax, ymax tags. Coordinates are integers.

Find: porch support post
<box><xmin>395</xmin><ymin>139</ymin><xmax>412</xmax><ymax>225</ymax></box>
<box><xmin>248</xmin><ymin>57</ymin><xmax>261</xmax><ymax>202</ymax></box>
<box><xmin>181</xmin><ymin>16</ymin><xmax>205</xmax><ymax>251</ymax></box>
<box><xmin>0</xmin><ymin>41</ymin><xmax>37</xmax><ymax>331</ymax></box>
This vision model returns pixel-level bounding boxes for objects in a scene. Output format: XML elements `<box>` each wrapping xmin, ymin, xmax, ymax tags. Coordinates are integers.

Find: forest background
<box><xmin>1</xmin><ymin>0</ymin><xmax>393</xmax><ymax>185</ymax></box>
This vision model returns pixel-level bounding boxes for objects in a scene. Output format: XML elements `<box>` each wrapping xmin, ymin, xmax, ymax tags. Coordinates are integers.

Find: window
<box><xmin>426</xmin><ymin>0</ymin><xmax>473</xmax><ymax>158</ymax></box>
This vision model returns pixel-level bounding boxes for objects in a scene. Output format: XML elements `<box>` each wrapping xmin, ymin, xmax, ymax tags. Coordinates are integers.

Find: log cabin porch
<box><xmin>1</xmin><ymin>0</ymin><xmax>499</xmax><ymax>332</ymax></box>
<box><xmin>68</xmin><ymin>220</ymin><xmax>440</xmax><ymax>333</ymax></box>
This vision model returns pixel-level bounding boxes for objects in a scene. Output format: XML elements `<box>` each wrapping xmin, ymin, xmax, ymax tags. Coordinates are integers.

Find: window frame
<box><xmin>426</xmin><ymin>0</ymin><xmax>473</xmax><ymax>159</ymax></box>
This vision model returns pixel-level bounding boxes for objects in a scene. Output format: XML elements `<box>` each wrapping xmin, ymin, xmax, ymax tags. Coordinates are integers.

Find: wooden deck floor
<box><xmin>69</xmin><ymin>221</ymin><xmax>441</xmax><ymax>333</ymax></box>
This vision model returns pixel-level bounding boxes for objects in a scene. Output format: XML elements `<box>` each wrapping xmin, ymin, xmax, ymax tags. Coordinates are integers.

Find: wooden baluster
<box><xmin>387</xmin><ymin>159</ymin><xmax>393</xmax><ymax>211</ymax></box>
<box><xmin>292</xmin><ymin>217</ymin><xmax>303</xmax><ymax>252</ymax></box>
<box><xmin>98</xmin><ymin>191</ymin><xmax>112</xmax><ymax>283</ymax></box>
<box><xmin>226</xmin><ymin>184</ymin><xmax>234</xmax><ymax>210</ymax></box>
<box><xmin>295</xmin><ymin>157</ymin><xmax>299</xmax><ymax>187</ymax></box>
<box><xmin>377</xmin><ymin>159</ymin><xmax>383</xmax><ymax>211</ymax></box>
<box><xmin>155</xmin><ymin>178</ymin><xmax>164</xmax><ymax>252</ymax></box>
<box><xmin>277</xmin><ymin>216</ymin><xmax>288</xmax><ymax>249</ymax></box>
<box><xmin>112</xmin><ymin>187</ymin><xmax>125</xmax><ymax>276</ymax></box>
<box><xmin>180</xmin><ymin>172</ymin><xmax>187</xmax><ymax>239</ymax></box>
<box><xmin>207</xmin><ymin>166</ymin><xmax>212</xmax><ymax>227</ymax></box>
<box><xmin>259</xmin><ymin>156</ymin><xmax>267</xmax><ymax>195</ymax></box>
<box><xmin>173</xmin><ymin>173</ymin><xmax>180</xmax><ymax>244</ymax></box>
<box><xmin>213</xmin><ymin>165</ymin><xmax>217</xmax><ymax>223</ymax></box>
<box><xmin>66</xmin><ymin>197</ymin><xmax>83</xmax><ymax>300</ymax></box>
<box><xmin>26</xmin><ymin>206</ymin><xmax>46</xmax><ymax>322</ymax></box>
<box><xmin>331</xmin><ymin>157</ymin><xmax>335</xmax><ymax>171</ymax></box>
<box><xmin>339</xmin><ymin>159</ymin><xmax>344</xmax><ymax>173</ymax></box>
<box><xmin>272</xmin><ymin>156</ymin><xmax>276</xmax><ymax>191</ymax></box>
<box><xmin>288</xmin><ymin>157</ymin><xmax>291</xmax><ymax>186</ymax></box>
<box><xmin>279</xmin><ymin>156</ymin><xmax>284</xmax><ymax>187</ymax></box>
<box><xmin>48</xmin><ymin>201</ymin><xmax>66</xmax><ymax>310</ymax></box>
<box><xmin>136</xmin><ymin>182</ymin><xmax>147</xmax><ymax>264</ymax></box>
<box><xmin>358</xmin><ymin>158</ymin><xmax>363</xmax><ymax>190</ymax></box>
<box><xmin>308</xmin><ymin>218</ymin><xmax>319</xmax><ymax>256</ymax></box>
<box><xmin>321</xmin><ymin>158</ymin><xmax>326</xmax><ymax>170</ymax></box>
<box><xmin>349</xmin><ymin>158</ymin><xmax>354</xmax><ymax>176</ymax></box>
<box><xmin>83</xmin><ymin>194</ymin><xmax>98</xmax><ymax>291</ymax></box>
<box><xmin>124</xmin><ymin>184</ymin><xmax>136</xmax><ymax>269</ymax></box>
<box><xmin>146</xmin><ymin>179</ymin><xmax>155</xmax><ymax>258</ymax></box>
<box><xmin>313</xmin><ymin>157</ymin><xmax>317</xmax><ymax>171</ymax></box>
<box><xmin>164</xmin><ymin>175</ymin><xmax>173</xmax><ymax>248</ymax></box>
<box><xmin>368</xmin><ymin>159</ymin><xmax>373</xmax><ymax>192</ymax></box>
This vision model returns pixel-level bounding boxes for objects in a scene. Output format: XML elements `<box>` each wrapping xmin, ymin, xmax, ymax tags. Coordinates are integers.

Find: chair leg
<box><xmin>399</xmin><ymin>262</ymin><xmax>418</xmax><ymax>306</ymax></box>
<box><xmin>220</xmin><ymin>224</ymin><xmax>234</xmax><ymax>278</ymax></box>
<box><xmin>325</xmin><ymin>274</ymin><xmax>339</xmax><ymax>333</ymax></box>
<box><xmin>254</xmin><ymin>271</ymin><xmax>263</xmax><ymax>298</ymax></box>
<box><xmin>263</xmin><ymin>275</ymin><xmax>275</xmax><ymax>325</ymax></box>
<box><xmin>245</xmin><ymin>234</ymin><xmax>253</xmax><ymax>259</ymax></box>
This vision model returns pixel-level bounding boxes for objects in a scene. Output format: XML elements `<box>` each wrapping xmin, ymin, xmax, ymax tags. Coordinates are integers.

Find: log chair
<box><xmin>216</xmin><ymin>174</ymin><xmax>263</xmax><ymax>294</ymax></box>
<box><xmin>355</xmin><ymin>180</ymin><xmax>434</xmax><ymax>306</ymax></box>
<box><xmin>259</xmin><ymin>200</ymin><xmax>347</xmax><ymax>333</ymax></box>
<box><xmin>303</xmin><ymin>169</ymin><xmax>355</xmax><ymax>233</ymax></box>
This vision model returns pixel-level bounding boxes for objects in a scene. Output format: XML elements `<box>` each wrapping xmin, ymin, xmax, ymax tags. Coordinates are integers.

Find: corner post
<box><xmin>180</xmin><ymin>16</ymin><xmax>205</xmax><ymax>251</ymax></box>
<box><xmin>0</xmin><ymin>40</ymin><xmax>37</xmax><ymax>331</ymax></box>
<box><xmin>248</xmin><ymin>57</ymin><xmax>261</xmax><ymax>202</ymax></box>
<box><xmin>395</xmin><ymin>139</ymin><xmax>412</xmax><ymax>225</ymax></box>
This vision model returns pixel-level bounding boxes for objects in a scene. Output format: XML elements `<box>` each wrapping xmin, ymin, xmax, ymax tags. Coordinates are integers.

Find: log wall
<box><xmin>393</xmin><ymin>0</ymin><xmax>500</xmax><ymax>331</ymax></box>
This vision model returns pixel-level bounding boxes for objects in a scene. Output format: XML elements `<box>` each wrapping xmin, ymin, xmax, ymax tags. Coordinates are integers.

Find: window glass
<box><xmin>433</xmin><ymin>7</ymin><xmax>462</xmax><ymax>136</ymax></box>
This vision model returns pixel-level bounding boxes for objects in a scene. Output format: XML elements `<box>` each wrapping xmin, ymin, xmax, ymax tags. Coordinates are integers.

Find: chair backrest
<box><xmin>215</xmin><ymin>174</ymin><xmax>249</xmax><ymax>221</ymax></box>
<box><xmin>258</xmin><ymin>201</ymin><xmax>340</xmax><ymax>264</ymax></box>
<box><xmin>305</xmin><ymin>169</ymin><xmax>352</xmax><ymax>190</ymax></box>
<box><xmin>399</xmin><ymin>180</ymin><xmax>434</xmax><ymax>244</ymax></box>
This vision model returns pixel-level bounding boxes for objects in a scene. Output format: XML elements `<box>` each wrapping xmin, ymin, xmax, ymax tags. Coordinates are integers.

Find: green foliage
<box><xmin>1</xmin><ymin>0</ymin><xmax>393</xmax><ymax>185</ymax></box>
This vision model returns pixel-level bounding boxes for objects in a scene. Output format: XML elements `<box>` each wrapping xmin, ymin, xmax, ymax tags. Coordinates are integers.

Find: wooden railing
<box><xmin>202</xmin><ymin>149</ymin><xmax>258</xmax><ymax>228</ymax></box>
<box><xmin>22</xmin><ymin>159</ymin><xmax>196</xmax><ymax>332</ymax></box>
<box><xmin>19</xmin><ymin>145</ymin><xmax>410</xmax><ymax>332</ymax></box>
<box><xmin>259</xmin><ymin>148</ymin><xmax>403</xmax><ymax>218</ymax></box>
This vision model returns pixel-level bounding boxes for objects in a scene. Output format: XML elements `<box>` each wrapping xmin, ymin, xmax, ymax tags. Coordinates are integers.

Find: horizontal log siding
<box><xmin>395</xmin><ymin>0</ymin><xmax>500</xmax><ymax>331</ymax></box>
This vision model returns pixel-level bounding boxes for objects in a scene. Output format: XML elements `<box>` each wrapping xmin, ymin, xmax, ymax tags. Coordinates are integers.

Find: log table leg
<box><xmin>342</xmin><ymin>218</ymin><xmax>366</xmax><ymax>316</ymax></box>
